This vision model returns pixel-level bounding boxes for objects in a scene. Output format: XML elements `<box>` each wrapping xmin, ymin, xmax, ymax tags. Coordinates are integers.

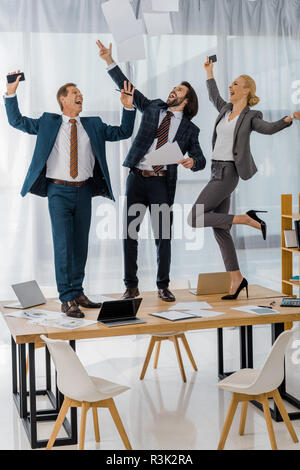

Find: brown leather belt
<box><xmin>48</xmin><ymin>178</ymin><xmax>91</xmax><ymax>187</ymax></box>
<box><xmin>132</xmin><ymin>167</ymin><xmax>167</xmax><ymax>177</ymax></box>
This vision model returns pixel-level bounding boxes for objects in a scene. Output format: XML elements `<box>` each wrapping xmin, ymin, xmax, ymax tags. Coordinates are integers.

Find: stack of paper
<box><xmin>102</xmin><ymin>0</ymin><xmax>146</xmax><ymax>62</ymax></box>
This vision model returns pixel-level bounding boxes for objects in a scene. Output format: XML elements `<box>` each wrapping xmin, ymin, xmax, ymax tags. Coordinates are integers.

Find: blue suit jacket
<box><xmin>4</xmin><ymin>96</ymin><xmax>136</xmax><ymax>200</ymax></box>
<box><xmin>108</xmin><ymin>65</ymin><xmax>206</xmax><ymax>204</ymax></box>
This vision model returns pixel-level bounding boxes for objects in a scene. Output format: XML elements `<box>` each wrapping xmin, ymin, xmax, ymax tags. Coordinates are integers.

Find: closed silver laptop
<box><xmin>4</xmin><ymin>280</ymin><xmax>46</xmax><ymax>309</ymax></box>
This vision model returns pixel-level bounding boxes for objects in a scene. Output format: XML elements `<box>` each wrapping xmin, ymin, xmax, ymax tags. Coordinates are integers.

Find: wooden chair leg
<box><xmin>153</xmin><ymin>340</ymin><xmax>161</xmax><ymax>369</ymax></box>
<box><xmin>172</xmin><ymin>336</ymin><xmax>187</xmax><ymax>383</ymax></box>
<box><xmin>46</xmin><ymin>397</ymin><xmax>71</xmax><ymax>450</ymax></box>
<box><xmin>79</xmin><ymin>402</ymin><xmax>89</xmax><ymax>450</ymax></box>
<box><xmin>239</xmin><ymin>402</ymin><xmax>248</xmax><ymax>436</ymax></box>
<box><xmin>217</xmin><ymin>394</ymin><xmax>239</xmax><ymax>450</ymax></box>
<box><xmin>261</xmin><ymin>395</ymin><xmax>277</xmax><ymax>450</ymax></box>
<box><xmin>140</xmin><ymin>336</ymin><xmax>156</xmax><ymax>380</ymax></box>
<box><xmin>108</xmin><ymin>398</ymin><xmax>132</xmax><ymax>450</ymax></box>
<box><xmin>92</xmin><ymin>407</ymin><xmax>100</xmax><ymax>443</ymax></box>
<box><xmin>179</xmin><ymin>334</ymin><xmax>198</xmax><ymax>371</ymax></box>
<box><xmin>272</xmin><ymin>389</ymin><xmax>298</xmax><ymax>443</ymax></box>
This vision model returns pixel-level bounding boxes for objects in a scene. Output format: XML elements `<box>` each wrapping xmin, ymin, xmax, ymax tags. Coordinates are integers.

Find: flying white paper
<box><xmin>102</xmin><ymin>0</ymin><xmax>144</xmax><ymax>43</ymax></box>
<box><xmin>117</xmin><ymin>35</ymin><xmax>146</xmax><ymax>62</ymax></box>
<box><xmin>143</xmin><ymin>142</ymin><xmax>183</xmax><ymax>166</ymax></box>
<box><xmin>143</xmin><ymin>12</ymin><xmax>173</xmax><ymax>36</ymax></box>
<box><xmin>152</xmin><ymin>0</ymin><xmax>179</xmax><ymax>12</ymax></box>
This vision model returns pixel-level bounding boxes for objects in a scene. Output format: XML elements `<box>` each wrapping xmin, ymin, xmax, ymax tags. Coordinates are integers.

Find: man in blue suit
<box><xmin>4</xmin><ymin>72</ymin><xmax>136</xmax><ymax>317</ymax></box>
<box><xmin>97</xmin><ymin>41</ymin><xmax>206</xmax><ymax>302</ymax></box>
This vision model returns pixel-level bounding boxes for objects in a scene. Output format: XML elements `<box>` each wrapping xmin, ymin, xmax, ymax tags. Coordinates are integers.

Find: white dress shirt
<box><xmin>107</xmin><ymin>63</ymin><xmax>183</xmax><ymax>170</ymax></box>
<box><xmin>46</xmin><ymin>114</ymin><xmax>95</xmax><ymax>182</ymax></box>
<box><xmin>212</xmin><ymin>111</ymin><xmax>239</xmax><ymax>161</ymax></box>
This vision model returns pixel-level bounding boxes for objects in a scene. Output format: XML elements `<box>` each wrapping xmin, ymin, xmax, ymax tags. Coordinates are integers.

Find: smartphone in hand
<box><xmin>208</xmin><ymin>55</ymin><xmax>217</xmax><ymax>63</ymax></box>
<box><xmin>7</xmin><ymin>72</ymin><xmax>25</xmax><ymax>83</ymax></box>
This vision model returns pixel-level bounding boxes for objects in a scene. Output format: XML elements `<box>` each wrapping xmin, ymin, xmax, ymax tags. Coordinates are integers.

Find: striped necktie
<box><xmin>69</xmin><ymin>119</ymin><xmax>78</xmax><ymax>179</ymax></box>
<box><xmin>153</xmin><ymin>111</ymin><xmax>174</xmax><ymax>173</ymax></box>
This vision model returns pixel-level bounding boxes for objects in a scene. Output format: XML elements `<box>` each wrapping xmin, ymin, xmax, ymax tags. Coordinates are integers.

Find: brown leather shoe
<box><xmin>122</xmin><ymin>287</ymin><xmax>140</xmax><ymax>300</ymax></box>
<box><xmin>61</xmin><ymin>300</ymin><xmax>85</xmax><ymax>318</ymax></box>
<box><xmin>158</xmin><ymin>288</ymin><xmax>176</xmax><ymax>302</ymax></box>
<box><xmin>74</xmin><ymin>294</ymin><xmax>102</xmax><ymax>309</ymax></box>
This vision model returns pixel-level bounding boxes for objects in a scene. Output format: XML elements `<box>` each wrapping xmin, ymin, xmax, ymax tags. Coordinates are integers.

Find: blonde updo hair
<box><xmin>240</xmin><ymin>75</ymin><xmax>260</xmax><ymax>107</ymax></box>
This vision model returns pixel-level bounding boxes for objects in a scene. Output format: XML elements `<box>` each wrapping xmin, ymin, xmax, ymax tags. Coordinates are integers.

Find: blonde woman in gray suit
<box><xmin>188</xmin><ymin>57</ymin><xmax>300</xmax><ymax>300</ymax></box>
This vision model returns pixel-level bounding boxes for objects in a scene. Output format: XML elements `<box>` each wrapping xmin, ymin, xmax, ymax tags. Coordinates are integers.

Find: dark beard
<box><xmin>166</xmin><ymin>95</ymin><xmax>186</xmax><ymax>107</ymax></box>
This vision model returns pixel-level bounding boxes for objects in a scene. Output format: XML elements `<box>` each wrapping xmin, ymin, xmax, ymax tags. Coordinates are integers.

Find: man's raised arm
<box><xmin>4</xmin><ymin>70</ymin><xmax>40</xmax><ymax>134</ymax></box>
<box><xmin>96</xmin><ymin>40</ymin><xmax>151</xmax><ymax>113</ymax></box>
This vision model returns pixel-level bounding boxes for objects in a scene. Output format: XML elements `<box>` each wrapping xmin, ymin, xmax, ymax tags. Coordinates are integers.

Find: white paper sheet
<box><xmin>29</xmin><ymin>317</ymin><xmax>98</xmax><ymax>330</ymax></box>
<box><xmin>143</xmin><ymin>142</ymin><xmax>183</xmax><ymax>166</ymax></box>
<box><xmin>152</xmin><ymin>0</ymin><xmax>179</xmax><ymax>12</ymax></box>
<box><xmin>193</xmin><ymin>310</ymin><xmax>225</xmax><ymax>318</ymax></box>
<box><xmin>5</xmin><ymin>309</ymin><xmax>61</xmax><ymax>320</ymax></box>
<box><xmin>117</xmin><ymin>34</ymin><xmax>146</xmax><ymax>62</ymax></box>
<box><xmin>231</xmin><ymin>305</ymin><xmax>279</xmax><ymax>315</ymax></box>
<box><xmin>150</xmin><ymin>310</ymin><xmax>198</xmax><ymax>321</ymax></box>
<box><xmin>102</xmin><ymin>0</ymin><xmax>144</xmax><ymax>43</ymax></box>
<box><xmin>169</xmin><ymin>302</ymin><xmax>213</xmax><ymax>311</ymax></box>
<box><xmin>143</xmin><ymin>12</ymin><xmax>173</xmax><ymax>36</ymax></box>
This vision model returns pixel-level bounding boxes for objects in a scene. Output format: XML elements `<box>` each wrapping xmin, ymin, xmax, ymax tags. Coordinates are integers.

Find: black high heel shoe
<box><xmin>221</xmin><ymin>278</ymin><xmax>248</xmax><ymax>300</ymax></box>
<box><xmin>246</xmin><ymin>210</ymin><xmax>267</xmax><ymax>241</ymax></box>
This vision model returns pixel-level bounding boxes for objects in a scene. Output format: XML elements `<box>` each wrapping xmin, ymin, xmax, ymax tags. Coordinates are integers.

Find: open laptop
<box><xmin>190</xmin><ymin>272</ymin><xmax>231</xmax><ymax>296</ymax></box>
<box><xmin>3</xmin><ymin>280</ymin><xmax>46</xmax><ymax>309</ymax></box>
<box><xmin>97</xmin><ymin>298</ymin><xmax>146</xmax><ymax>327</ymax></box>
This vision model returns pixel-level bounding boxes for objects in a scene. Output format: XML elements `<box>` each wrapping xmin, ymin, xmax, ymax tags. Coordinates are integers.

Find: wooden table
<box><xmin>1</xmin><ymin>284</ymin><xmax>298</xmax><ymax>449</ymax></box>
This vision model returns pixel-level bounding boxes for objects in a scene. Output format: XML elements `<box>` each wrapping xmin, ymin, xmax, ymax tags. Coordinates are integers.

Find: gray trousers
<box><xmin>188</xmin><ymin>161</ymin><xmax>239</xmax><ymax>272</ymax></box>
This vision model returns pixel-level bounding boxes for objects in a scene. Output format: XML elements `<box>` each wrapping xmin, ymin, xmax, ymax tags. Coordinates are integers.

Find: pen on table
<box><xmin>115</xmin><ymin>89</ymin><xmax>133</xmax><ymax>96</ymax></box>
<box><xmin>258</xmin><ymin>305</ymin><xmax>273</xmax><ymax>309</ymax></box>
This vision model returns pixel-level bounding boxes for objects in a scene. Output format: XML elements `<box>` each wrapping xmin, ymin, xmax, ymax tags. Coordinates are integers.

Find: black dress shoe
<box><xmin>158</xmin><ymin>288</ymin><xmax>176</xmax><ymax>302</ymax></box>
<box><xmin>122</xmin><ymin>287</ymin><xmax>140</xmax><ymax>300</ymax></box>
<box><xmin>74</xmin><ymin>294</ymin><xmax>102</xmax><ymax>308</ymax></box>
<box><xmin>221</xmin><ymin>278</ymin><xmax>248</xmax><ymax>300</ymax></box>
<box><xmin>246</xmin><ymin>210</ymin><xmax>267</xmax><ymax>240</ymax></box>
<box><xmin>61</xmin><ymin>300</ymin><xmax>85</xmax><ymax>318</ymax></box>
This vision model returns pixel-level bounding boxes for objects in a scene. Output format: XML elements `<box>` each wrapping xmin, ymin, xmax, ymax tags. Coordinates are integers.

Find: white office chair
<box><xmin>40</xmin><ymin>335</ymin><xmax>132</xmax><ymax>450</ymax></box>
<box><xmin>140</xmin><ymin>280</ymin><xmax>197</xmax><ymax>383</ymax></box>
<box><xmin>217</xmin><ymin>328</ymin><xmax>299</xmax><ymax>450</ymax></box>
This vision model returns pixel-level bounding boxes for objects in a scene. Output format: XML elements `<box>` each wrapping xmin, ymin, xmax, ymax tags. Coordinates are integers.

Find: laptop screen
<box><xmin>97</xmin><ymin>298</ymin><xmax>142</xmax><ymax>322</ymax></box>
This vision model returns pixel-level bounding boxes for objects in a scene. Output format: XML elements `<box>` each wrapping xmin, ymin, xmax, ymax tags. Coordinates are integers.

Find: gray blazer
<box><xmin>207</xmin><ymin>78</ymin><xmax>293</xmax><ymax>180</ymax></box>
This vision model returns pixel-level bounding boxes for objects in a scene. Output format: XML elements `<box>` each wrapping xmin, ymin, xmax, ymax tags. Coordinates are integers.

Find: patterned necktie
<box><xmin>69</xmin><ymin>119</ymin><xmax>78</xmax><ymax>179</ymax></box>
<box><xmin>153</xmin><ymin>111</ymin><xmax>174</xmax><ymax>173</ymax></box>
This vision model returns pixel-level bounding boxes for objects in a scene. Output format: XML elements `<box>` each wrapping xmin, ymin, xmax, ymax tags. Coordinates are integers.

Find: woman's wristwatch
<box><xmin>290</xmin><ymin>112</ymin><xmax>295</xmax><ymax>120</ymax></box>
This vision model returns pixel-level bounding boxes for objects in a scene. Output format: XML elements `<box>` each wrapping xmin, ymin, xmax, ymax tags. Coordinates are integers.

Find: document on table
<box><xmin>29</xmin><ymin>317</ymin><xmax>98</xmax><ymax>330</ymax></box>
<box><xmin>5</xmin><ymin>309</ymin><xmax>61</xmax><ymax>320</ymax></box>
<box><xmin>150</xmin><ymin>311</ymin><xmax>199</xmax><ymax>321</ymax></box>
<box><xmin>169</xmin><ymin>302</ymin><xmax>213</xmax><ymax>311</ymax></box>
<box><xmin>143</xmin><ymin>142</ymin><xmax>183</xmax><ymax>166</ymax></box>
<box><xmin>231</xmin><ymin>305</ymin><xmax>279</xmax><ymax>315</ymax></box>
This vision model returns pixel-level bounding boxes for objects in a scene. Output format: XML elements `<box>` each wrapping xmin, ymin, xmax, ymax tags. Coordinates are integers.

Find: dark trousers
<box><xmin>47</xmin><ymin>181</ymin><xmax>92</xmax><ymax>302</ymax></box>
<box><xmin>123</xmin><ymin>171</ymin><xmax>173</xmax><ymax>289</ymax></box>
<box><xmin>188</xmin><ymin>161</ymin><xmax>239</xmax><ymax>272</ymax></box>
